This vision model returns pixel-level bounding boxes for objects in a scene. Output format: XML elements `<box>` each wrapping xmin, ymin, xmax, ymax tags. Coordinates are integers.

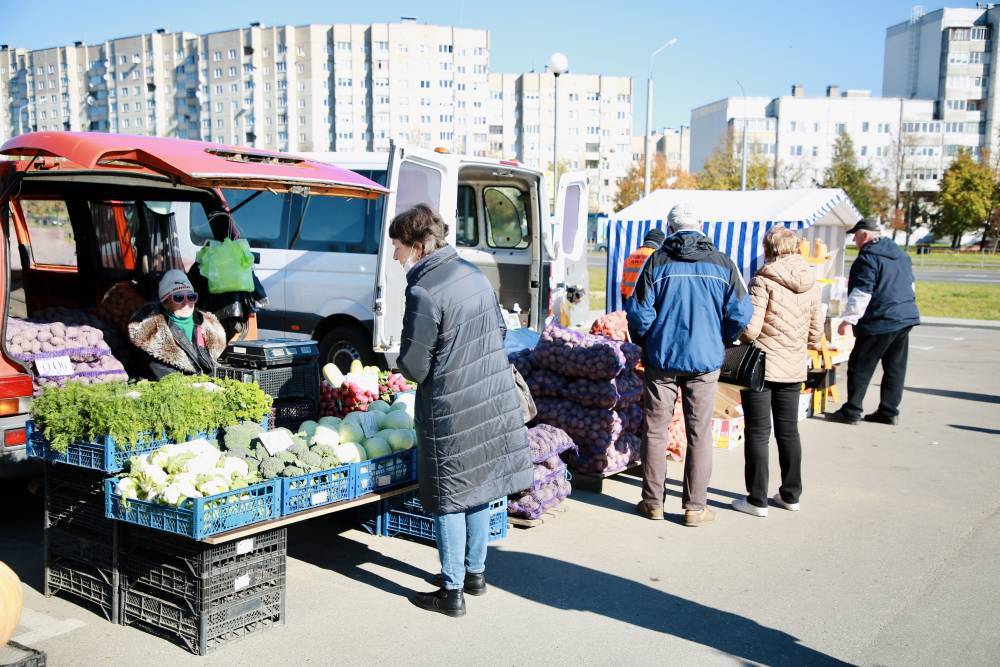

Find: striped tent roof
<box><xmin>606</xmin><ymin>188</ymin><xmax>860</xmax><ymax>314</ymax></box>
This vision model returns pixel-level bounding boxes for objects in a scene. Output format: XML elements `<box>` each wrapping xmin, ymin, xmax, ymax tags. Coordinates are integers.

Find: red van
<box><xmin>0</xmin><ymin>132</ymin><xmax>386</xmax><ymax>476</ymax></box>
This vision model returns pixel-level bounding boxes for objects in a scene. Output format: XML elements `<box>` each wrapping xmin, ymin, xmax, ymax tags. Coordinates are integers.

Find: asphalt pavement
<box><xmin>3</xmin><ymin>325</ymin><xmax>1000</xmax><ymax>665</ymax></box>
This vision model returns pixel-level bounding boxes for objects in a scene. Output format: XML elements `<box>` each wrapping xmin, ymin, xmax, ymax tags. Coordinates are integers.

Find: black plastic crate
<box><xmin>267</xmin><ymin>397</ymin><xmax>318</xmax><ymax>431</ymax></box>
<box><xmin>120</xmin><ymin>581</ymin><xmax>285</xmax><ymax>655</ymax></box>
<box><xmin>47</xmin><ymin>526</ymin><xmax>116</xmax><ymax>571</ymax></box>
<box><xmin>44</xmin><ymin>464</ymin><xmax>114</xmax><ymax>540</ymax></box>
<box><xmin>0</xmin><ymin>641</ymin><xmax>47</xmax><ymax>667</ymax></box>
<box><xmin>215</xmin><ymin>362</ymin><xmax>320</xmax><ymax>403</ymax></box>
<box><xmin>45</xmin><ymin>560</ymin><xmax>118</xmax><ymax>623</ymax></box>
<box><xmin>119</xmin><ymin>526</ymin><xmax>286</xmax><ymax>579</ymax></box>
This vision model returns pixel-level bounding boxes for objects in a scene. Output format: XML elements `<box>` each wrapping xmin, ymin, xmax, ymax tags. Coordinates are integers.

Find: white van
<box><xmin>172</xmin><ymin>142</ymin><xmax>591</xmax><ymax>370</ymax></box>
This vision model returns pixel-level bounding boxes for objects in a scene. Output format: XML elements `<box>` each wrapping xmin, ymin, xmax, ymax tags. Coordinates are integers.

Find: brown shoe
<box><xmin>635</xmin><ymin>500</ymin><xmax>664</xmax><ymax>520</ymax></box>
<box><xmin>684</xmin><ymin>507</ymin><xmax>717</xmax><ymax>527</ymax></box>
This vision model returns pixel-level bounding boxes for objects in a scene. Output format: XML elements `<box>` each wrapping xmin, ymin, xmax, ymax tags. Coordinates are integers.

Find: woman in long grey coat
<box><xmin>391</xmin><ymin>204</ymin><xmax>532</xmax><ymax>618</ymax></box>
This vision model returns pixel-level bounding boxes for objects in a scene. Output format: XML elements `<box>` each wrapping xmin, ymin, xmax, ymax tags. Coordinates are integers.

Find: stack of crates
<box><xmin>367</xmin><ymin>492</ymin><xmax>508</xmax><ymax>544</ymax></box>
<box><xmin>117</xmin><ymin>525</ymin><xmax>287</xmax><ymax>655</ymax></box>
<box><xmin>43</xmin><ymin>463</ymin><xmax>119</xmax><ymax>623</ymax></box>
<box><xmin>213</xmin><ymin>339</ymin><xmax>321</xmax><ymax>430</ymax></box>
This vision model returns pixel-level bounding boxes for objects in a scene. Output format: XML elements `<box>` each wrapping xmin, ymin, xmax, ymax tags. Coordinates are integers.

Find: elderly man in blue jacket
<box><xmin>626</xmin><ymin>203</ymin><xmax>753</xmax><ymax>526</ymax></box>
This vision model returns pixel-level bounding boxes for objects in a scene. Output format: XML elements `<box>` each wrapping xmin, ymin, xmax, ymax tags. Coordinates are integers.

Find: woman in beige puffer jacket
<box><xmin>731</xmin><ymin>227</ymin><xmax>823</xmax><ymax>519</ymax></box>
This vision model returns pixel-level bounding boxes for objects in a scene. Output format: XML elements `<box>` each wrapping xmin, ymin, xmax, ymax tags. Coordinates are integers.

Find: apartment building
<box><xmin>689</xmin><ymin>84</ymin><xmax>970</xmax><ymax>193</ymax></box>
<box><xmin>1</xmin><ymin>21</ymin><xmax>633</xmax><ymax>213</ymax></box>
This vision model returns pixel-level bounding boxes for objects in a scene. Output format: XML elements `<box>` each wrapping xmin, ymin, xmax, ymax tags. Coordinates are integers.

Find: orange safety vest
<box><xmin>620</xmin><ymin>245</ymin><xmax>656</xmax><ymax>300</ymax></box>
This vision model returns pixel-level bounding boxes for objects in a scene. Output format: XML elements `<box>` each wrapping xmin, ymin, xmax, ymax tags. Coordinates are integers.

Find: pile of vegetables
<box><xmin>93</xmin><ymin>281</ymin><xmax>147</xmax><ymax>334</ymax></box>
<box><xmin>31</xmin><ymin>374</ymin><xmax>272</xmax><ymax>454</ymax></box>
<box><xmin>530</xmin><ymin>325</ymin><xmax>631</xmax><ymax>380</ymax></box>
<box><xmin>565</xmin><ymin>432</ymin><xmax>640</xmax><ymax>475</ymax></box>
<box><xmin>590</xmin><ymin>311</ymin><xmax>630</xmax><ymax>342</ymax></box>
<box><xmin>318</xmin><ymin>360</ymin><xmax>414</xmax><ymax>418</ymax></box>
<box><xmin>33</xmin><ymin>306</ymin><xmax>129</xmax><ymax>356</ymax></box>
<box><xmin>508</xmin><ymin>424</ymin><xmax>577</xmax><ymax>521</ymax></box>
<box><xmin>528</xmin><ymin>367</ymin><xmax>642</xmax><ymax>409</ymax></box>
<box><xmin>221</xmin><ymin>399</ymin><xmax>417</xmax><ymax>480</ymax></box>
<box><xmin>114</xmin><ymin>438</ymin><xmax>260</xmax><ymax>507</ymax></box>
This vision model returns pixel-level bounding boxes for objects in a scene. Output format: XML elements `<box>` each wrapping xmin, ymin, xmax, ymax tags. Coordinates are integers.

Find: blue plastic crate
<box><xmin>105</xmin><ymin>478</ymin><xmax>281</xmax><ymax>540</ymax></box>
<box><xmin>379</xmin><ymin>494</ymin><xmax>507</xmax><ymax>543</ymax></box>
<box><xmin>279</xmin><ymin>464</ymin><xmax>354</xmax><ymax>516</ymax></box>
<box><xmin>351</xmin><ymin>448</ymin><xmax>417</xmax><ymax>498</ymax></box>
<box><xmin>27</xmin><ymin>421</ymin><xmax>217</xmax><ymax>474</ymax></box>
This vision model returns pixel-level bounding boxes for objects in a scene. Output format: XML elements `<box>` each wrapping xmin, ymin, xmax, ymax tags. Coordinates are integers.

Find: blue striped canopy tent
<box><xmin>605</xmin><ymin>188</ymin><xmax>862</xmax><ymax>313</ymax></box>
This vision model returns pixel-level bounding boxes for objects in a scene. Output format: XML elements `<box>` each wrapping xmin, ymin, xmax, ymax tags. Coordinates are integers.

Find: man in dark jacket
<box><xmin>391</xmin><ymin>204</ymin><xmax>532</xmax><ymax>618</ymax></box>
<box><xmin>620</xmin><ymin>228</ymin><xmax>666</xmax><ymax>301</ymax></box>
<box><xmin>626</xmin><ymin>204</ymin><xmax>753</xmax><ymax>527</ymax></box>
<box><xmin>827</xmin><ymin>218</ymin><xmax>920</xmax><ymax>425</ymax></box>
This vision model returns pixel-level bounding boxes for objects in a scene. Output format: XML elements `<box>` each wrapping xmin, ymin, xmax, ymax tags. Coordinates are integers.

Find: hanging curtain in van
<box><xmin>140</xmin><ymin>203</ymin><xmax>184</xmax><ymax>274</ymax></box>
<box><xmin>90</xmin><ymin>201</ymin><xmax>139</xmax><ymax>271</ymax></box>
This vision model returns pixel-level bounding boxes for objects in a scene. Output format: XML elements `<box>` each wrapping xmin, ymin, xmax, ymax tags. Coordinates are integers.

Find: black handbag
<box><xmin>719</xmin><ymin>343</ymin><xmax>766</xmax><ymax>392</ymax></box>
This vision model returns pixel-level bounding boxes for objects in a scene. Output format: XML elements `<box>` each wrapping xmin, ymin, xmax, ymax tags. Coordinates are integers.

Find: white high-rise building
<box><xmin>690</xmin><ymin>84</ymin><xmax>966</xmax><ymax>193</ymax></box>
<box><xmin>1</xmin><ymin>22</ymin><xmax>633</xmax><ymax>213</ymax></box>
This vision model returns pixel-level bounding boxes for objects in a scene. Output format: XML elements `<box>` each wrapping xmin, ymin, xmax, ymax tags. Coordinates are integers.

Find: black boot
<box><xmin>863</xmin><ymin>411</ymin><xmax>898</xmax><ymax>425</ymax></box>
<box><xmin>430</xmin><ymin>572</ymin><xmax>487</xmax><ymax>596</ymax></box>
<box><xmin>410</xmin><ymin>588</ymin><xmax>466</xmax><ymax>617</ymax></box>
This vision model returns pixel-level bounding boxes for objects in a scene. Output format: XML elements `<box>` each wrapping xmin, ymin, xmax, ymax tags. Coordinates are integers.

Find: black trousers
<box><xmin>740</xmin><ymin>381</ymin><xmax>803</xmax><ymax>508</ymax></box>
<box><xmin>844</xmin><ymin>327</ymin><xmax>912</xmax><ymax>419</ymax></box>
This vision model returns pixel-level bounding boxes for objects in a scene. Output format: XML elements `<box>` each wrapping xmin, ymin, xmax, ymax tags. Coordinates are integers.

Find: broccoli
<box><xmin>225</xmin><ymin>444</ymin><xmax>253</xmax><ymax>460</ymax></box>
<box><xmin>224</xmin><ymin>421</ymin><xmax>265</xmax><ymax>451</ymax></box>
<box><xmin>298</xmin><ymin>450</ymin><xmax>323</xmax><ymax>469</ymax></box>
<box><xmin>280</xmin><ymin>465</ymin><xmax>305</xmax><ymax>477</ymax></box>
<box><xmin>288</xmin><ymin>440</ymin><xmax>310</xmax><ymax>458</ymax></box>
<box><xmin>276</xmin><ymin>450</ymin><xmax>297</xmax><ymax>464</ymax></box>
<box><xmin>259</xmin><ymin>457</ymin><xmax>285</xmax><ymax>480</ymax></box>
<box><xmin>311</xmin><ymin>443</ymin><xmax>337</xmax><ymax>459</ymax></box>
<box><xmin>320</xmin><ymin>455</ymin><xmax>341</xmax><ymax>470</ymax></box>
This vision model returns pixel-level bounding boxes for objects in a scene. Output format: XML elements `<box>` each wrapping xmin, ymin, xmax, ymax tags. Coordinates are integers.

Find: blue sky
<box><xmin>0</xmin><ymin>0</ymin><xmax>968</xmax><ymax>129</ymax></box>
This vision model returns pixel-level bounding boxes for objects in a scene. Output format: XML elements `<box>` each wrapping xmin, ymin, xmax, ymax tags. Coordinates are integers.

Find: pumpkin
<box><xmin>0</xmin><ymin>560</ymin><xmax>24</xmax><ymax>645</ymax></box>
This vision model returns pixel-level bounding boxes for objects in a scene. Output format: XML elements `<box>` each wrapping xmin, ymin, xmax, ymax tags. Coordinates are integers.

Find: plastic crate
<box><xmin>377</xmin><ymin>494</ymin><xmax>507</xmax><ymax>543</ymax></box>
<box><xmin>120</xmin><ymin>581</ymin><xmax>285</xmax><ymax>656</ymax></box>
<box><xmin>28</xmin><ymin>421</ymin><xmax>216</xmax><ymax>474</ymax></box>
<box><xmin>0</xmin><ymin>641</ymin><xmax>47</xmax><ymax>667</ymax></box>
<box><xmin>47</xmin><ymin>526</ymin><xmax>115</xmax><ymax>571</ymax></box>
<box><xmin>105</xmin><ymin>478</ymin><xmax>281</xmax><ymax>540</ymax></box>
<box><xmin>280</xmin><ymin>465</ymin><xmax>353</xmax><ymax>516</ymax></box>
<box><xmin>44</xmin><ymin>464</ymin><xmax>115</xmax><ymax>539</ymax></box>
<box><xmin>121</xmin><ymin>547</ymin><xmax>286</xmax><ymax>617</ymax></box>
<box><xmin>267</xmin><ymin>397</ymin><xmax>318</xmax><ymax>431</ymax></box>
<box><xmin>120</xmin><ymin>526</ymin><xmax>287</xmax><ymax>578</ymax></box>
<box><xmin>214</xmin><ymin>362</ymin><xmax>320</xmax><ymax>403</ymax></box>
<box><xmin>45</xmin><ymin>560</ymin><xmax>118</xmax><ymax>623</ymax></box>
<box><xmin>352</xmin><ymin>448</ymin><xmax>418</xmax><ymax>498</ymax></box>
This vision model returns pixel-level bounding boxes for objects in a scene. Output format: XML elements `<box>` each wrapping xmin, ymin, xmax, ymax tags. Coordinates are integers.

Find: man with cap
<box><xmin>626</xmin><ymin>203</ymin><xmax>753</xmax><ymax>526</ymax></box>
<box><xmin>826</xmin><ymin>218</ymin><xmax>920</xmax><ymax>425</ymax></box>
<box><xmin>128</xmin><ymin>269</ymin><xmax>227</xmax><ymax>379</ymax></box>
<box><xmin>620</xmin><ymin>228</ymin><xmax>666</xmax><ymax>302</ymax></box>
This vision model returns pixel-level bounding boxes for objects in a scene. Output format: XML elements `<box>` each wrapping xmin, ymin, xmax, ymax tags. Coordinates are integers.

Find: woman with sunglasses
<box><xmin>128</xmin><ymin>269</ymin><xmax>227</xmax><ymax>379</ymax></box>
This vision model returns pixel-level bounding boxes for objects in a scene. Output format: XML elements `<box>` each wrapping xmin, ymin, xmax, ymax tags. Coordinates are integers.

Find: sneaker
<box><xmin>635</xmin><ymin>500</ymin><xmax>664</xmax><ymax>521</ymax></box>
<box><xmin>771</xmin><ymin>493</ymin><xmax>800</xmax><ymax>512</ymax></box>
<box><xmin>863</xmin><ymin>411</ymin><xmax>898</xmax><ymax>425</ymax></box>
<box><xmin>825</xmin><ymin>409</ymin><xmax>860</xmax><ymax>425</ymax></box>
<box><xmin>732</xmin><ymin>497</ymin><xmax>768</xmax><ymax>517</ymax></box>
<box><xmin>684</xmin><ymin>507</ymin><xmax>717</xmax><ymax>527</ymax></box>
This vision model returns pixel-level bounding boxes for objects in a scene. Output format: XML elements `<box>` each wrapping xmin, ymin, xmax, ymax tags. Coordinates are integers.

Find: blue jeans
<box><xmin>433</xmin><ymin>503</ymin><xmax>490</xmax><ymax>590</ymax></box>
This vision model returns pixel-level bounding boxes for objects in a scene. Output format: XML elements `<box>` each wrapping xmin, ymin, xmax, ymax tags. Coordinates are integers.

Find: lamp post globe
<box><xmin>549</xmin><ymin>52</ymin><xmax>569</xmax><ymax>76</ymax></box>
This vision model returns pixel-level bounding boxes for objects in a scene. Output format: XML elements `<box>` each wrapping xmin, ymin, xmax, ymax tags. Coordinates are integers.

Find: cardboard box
<box><xmin>798</xmin><ymin>390</ymin><xmax>814</xmax><ymax>421</ymax></box>
<box><xmin>713</xmin><ymin>415</ymin><xmax>744</xmax><ymax>450</ymax></box>
<box><xmin>714</xmin><ymin>384</ymin><xmax>743</xmax><ymax>419</ymax></box>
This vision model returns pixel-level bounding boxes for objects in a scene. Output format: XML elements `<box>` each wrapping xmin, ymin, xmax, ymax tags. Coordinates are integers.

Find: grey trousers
<box><xmin>640</xmin><ymin>367</ymin><xmax>720</xmax><ymax>511</ymax></box>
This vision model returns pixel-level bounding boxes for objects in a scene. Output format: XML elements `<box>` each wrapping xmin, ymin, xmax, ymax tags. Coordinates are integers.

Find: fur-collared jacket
<box><xmin>128</xmin><ymin>303</ymin><xmax>227</xmax><ymax>379</ymax></box>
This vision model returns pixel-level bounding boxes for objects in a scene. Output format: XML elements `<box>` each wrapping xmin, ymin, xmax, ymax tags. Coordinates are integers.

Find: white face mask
<box><xmin>402</xmin><ymin>248</ymin><xmax>419</xmax><ymax>272</ymax></box>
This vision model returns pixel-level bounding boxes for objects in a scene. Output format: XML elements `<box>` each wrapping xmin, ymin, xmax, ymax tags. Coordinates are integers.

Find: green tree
<box><xmin>696</xmin><ymin>132</ymin><xmax>770</xmax><ymax>190</ymax></box>
<box><xmin>934</xmin><ymin>148</ymin><xmax>995</xmax><ymax>247</ymax></box>
<box><xmin>614</xmin><ymin>154</ymin><xmax>697</xmax><ymax>210</ymax></box>
<box><xmin>822</xmin><ymin>133</ymin><xmax>884</xmax><ymax>218</ymax></box>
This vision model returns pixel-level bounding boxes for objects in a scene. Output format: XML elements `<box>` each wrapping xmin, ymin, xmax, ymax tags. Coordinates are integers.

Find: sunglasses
<box><xmin>169</xmin><ymin>292</ymin><xmax>199</xmax><ymax>305</ymax></box>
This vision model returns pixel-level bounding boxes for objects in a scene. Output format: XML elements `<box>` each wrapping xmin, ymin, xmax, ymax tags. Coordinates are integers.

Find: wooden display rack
<box><xmin>508</xmin><ymin>504</ymin><xmax>568</xmax><ymax>529</ymax></box>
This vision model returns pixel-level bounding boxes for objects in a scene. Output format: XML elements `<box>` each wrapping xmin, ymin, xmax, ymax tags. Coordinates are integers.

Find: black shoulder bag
<box><xmin>719</xmin><ymin>343</ymin><xmax>766</xmax><ymax>392</ymax></box>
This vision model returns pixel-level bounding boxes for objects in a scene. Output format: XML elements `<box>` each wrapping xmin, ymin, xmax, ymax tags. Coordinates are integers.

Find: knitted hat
<box><xmin>644</xmin><ymin>228</ymin><xmax>666</xmax><ymax>246</ymax></box>
<box><xmin>158</xmin><ymin>269</ymin><xmax>194</xmax><ymax>301</ymax></box>
<box><xmin>668</xmin><ymin>203</ymin><xmax>701</xmax><ymax>231</ymax></box>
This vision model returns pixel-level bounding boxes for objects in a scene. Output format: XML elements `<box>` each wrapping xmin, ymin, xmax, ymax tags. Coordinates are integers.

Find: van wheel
<box><xmin>319</xmin><ymin>326</ymin><xmax>377</xmax><ymax>375</ymax></box>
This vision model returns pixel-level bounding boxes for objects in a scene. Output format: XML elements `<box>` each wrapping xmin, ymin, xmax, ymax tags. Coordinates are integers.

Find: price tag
<box><xmin>358</xmin><ymin>412</ymin><xmax>381</xmax><ymax>439</ymax></box>
<box><xmin>311</xmin><ymin>491</ymin><xmax>329</xmax><ymax>506</ymax></box>
<box><xmin>257</xmin><ymin>430</ymin><xmax>294</xmax><ymax>456</ymax></box>
<box><xmin>34</xmin><ymin>356</ymin><xmax>74</xmax><ymax>377</ymax></box>
<box><xmin>234</xmin><ymin>574</ymin><xmax>251</xmax><ymax>592</ymax></box>
<box><xmin>236</xmin><ymin>538</ymin><xmax>254</xmax><ymax>555</ymax></box>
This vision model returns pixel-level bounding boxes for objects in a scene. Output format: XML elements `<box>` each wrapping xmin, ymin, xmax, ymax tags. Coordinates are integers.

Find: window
<box><xmin>836</xmin><ymin>123</ymin><xmax>847</xmax><ymax>135</ymax></box>
<box><xmin>276</xmin><ymin>62</ymin><xmax>286</xmax><ymax>73</ymax></box>
<box><xmin>789</xmin><ymin>121</ymin><xmax>797</xmax><ymax>132</ymax></box>
<box><xmin>811</xmin><ymin>145</ymin><xmax>819</xmax><ymax>157</ymax></box>
<box><xmin>456</xmin><ymin>185</ymin><xmax>479</xmax><ymax>247</ymax></box>
<box><xmin>438</xmin><ymin>44</ymin><xmax>453</xmax><ymax>54</ymax></box>
<box><xmin>790</xmin><ymin>145</ymin><xmax>803</xmax><ymax>156</ymax></box>
<box><xmin>484</xmin><ymin>186</ymin><xmax>530</xmax><ymax>250</ymax></box>
<box><xmin>951</xmin><ymin>28</ymin><xmax>971</xmax><ymax>41</ymax></box>
<box><xmin>972</xmin><ymin>26</ymin><xmax>991</xmax><ymax>40</ymax></box>
<box><xmin>20</xmin><ymin>199</ymin><xmax>76</xmax><ymax>266</ymax></box>
<box><xmin>229</xmin><ymin>67</ymin><xmax>237</xmax><ymax>76</ymax></box>
<box><xmin>215</xmin><ymin>189</ymin><xmax>290</xmax><ymax>248</ymax></box>
<box><xmin>336</xmin><ymin>41</ymin><xmax>351</xmax><ymax>51</ymax></box>
<box><xmin>420</xmin><ymin>80</ymin><xmax>431</xmax><ymax>89</ymax></box>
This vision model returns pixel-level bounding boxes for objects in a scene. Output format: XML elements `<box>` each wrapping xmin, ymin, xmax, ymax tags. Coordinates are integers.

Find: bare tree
<box><xmin>774</xmin><ymin>159</ymin><xmax>813</xmax><ymax>189</ymax></box>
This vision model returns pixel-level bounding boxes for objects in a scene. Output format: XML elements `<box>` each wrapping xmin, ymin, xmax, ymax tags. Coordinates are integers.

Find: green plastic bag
<box><xmin>196</xmin><ymin>238</ymin><xmax>255</xmax><ymax>294</ymax></box>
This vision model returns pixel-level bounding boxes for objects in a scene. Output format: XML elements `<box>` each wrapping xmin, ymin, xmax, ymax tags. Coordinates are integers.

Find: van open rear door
<box><xmin>373</xmin><ymin>142</ymin><xmax>458</xmax><ymax>363</ymax></box>
<box><xmin>551</xmin><ymin>171</ymin><xmax>590</xmax><ymax>325</ymax></box>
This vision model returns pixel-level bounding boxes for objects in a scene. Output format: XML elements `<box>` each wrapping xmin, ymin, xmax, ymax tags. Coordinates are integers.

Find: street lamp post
<box><xmin>549</xmin><ymin>52</ymin><xmax>569</xmax><ymax>208</ymax></box>
<box><xmin>736</xmin><ymin>79</ymin><xmax>748</xmax><ymax>191</ymax></box>
<box><xmin>644</xmin><ymin>38</ymin><xmax>678</xmax><ymax>197</ymax></box>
